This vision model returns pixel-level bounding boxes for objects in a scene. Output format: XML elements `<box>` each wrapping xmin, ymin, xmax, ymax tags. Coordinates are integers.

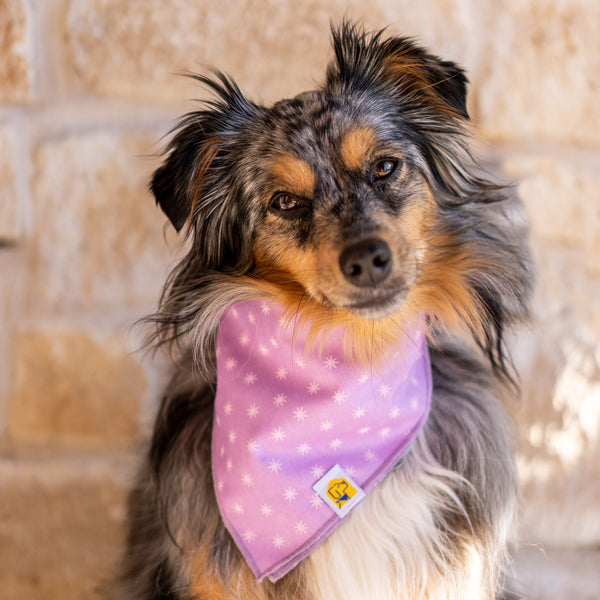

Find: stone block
<box><xmin>65</xmin><ymin>0</ymin><xmax>473</xmax><ymax>105</ymax></box>
<box><xmin>0</xmin><ymin>122</ymin><xmax>19</xmax><ymax>241</ymax></box>
<box><xmin>0</xmin><ymin>457</ymin><xmax>130</xmax><ymax>600</ymax></box>
<box><xmin>0</xmin><ymin>0</ymin><xmax>32</xmax><ymax>102</ymax></box>
<box><xmin>29</xmin><ymin>131</ymin><xmax>174</xmax><ymax>313</ymax></box>
<box><xmin>7</xmin><ymin>327</ymin><xmax>146</xmax><ymax>448</ymax></box>
<box><xmin>475</xmin><ymin>0</ymin><xmax>600</xmax><ymax>145</ymax></box>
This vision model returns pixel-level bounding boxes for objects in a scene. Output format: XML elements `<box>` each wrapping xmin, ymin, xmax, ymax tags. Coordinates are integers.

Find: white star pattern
<box><xmin>244</xmin><ymin>372</ymin><xmax>257</xmax><ymax>385</ymax></box>
<box><xmin>268</xmin><ymin>459</ymin><xmax>282</xmax><ymax>473</ymax></box>
<box><xmin>297</xmin><ymin>442</ymin><xmax>311</xmax><ymax>455</ymax></box>
<box><xmin>224</xmin><ymin>402</ymin><xmax>233</xmax><ymax>416</ymax></box>
<box><xmin>276</xmin><ymin>366</ymin><xmax>288</xmax><ymax>380</ymax></box>
<box><xmin>358</xmin><ymin>373</ymin><xmax>369</xmax><ymax>384</ymax></box>
<box><xmin>293</xmin><ymin>406</ymin><xmax>308</xmax><ymax>422</ymax></box>
<box><xmin>324</xmin><ymin>355</ymin><xmax>339</xmax><ymax>369</ymax></box>
<box><xmin>379</xmin><ymin>427</ymin><xmax>391</xmax><ymax>439</ymax></box>
<box><xmin>307</xmin><ymin>381</ymin><xmax>320</xmax><ymax>395</ymax></box>
<box><xmin>246</xmin><ymin>439</ymin><xmax>258</xmax><ymax>454</ymax></box>
<box><xmin>283</xmin><ymin>487</ymin><xmax>297</xmax><ymax>502</ymax></box>
<box><xmin>260</xmin><ymin>504</ymin><xmax>273</xmax><ymax>517</ymax></box>
<box><xmin>330</xmin><ymin>438</ymin><xmax>342</xmax><ymax>450</ymax></box>
<box><xmin>320</xmin><ymin>420</ymin><xmax>333</xmax><ymax>431</ymax></box>
<box><xmin>311</xmin><ymin>465</ymin><xmax>325</xmax><ymax>479</ymax></box>
<box><xmin>260</xmin><ymin>303</ymin><xmax>271</xmax><ymax>315</ymax></box>
<box><xmin>248</xmin><ymin>312</ymin><xmax>256</xmax><ymax>324</ymax></box>
<box><xmin>226</xmin><ymin>459</ymin><xmax>233</xmax><ymax>471</ymax></box>
<box><xmin>274</xmin><ymin>394</ymin><xmax>287</xmax><ymax>407</ymax></box>
<box><xmin>271</xmin><ymin>427</ymin><xmax>286</xmax><ymax>442</ymax></box>
<box><xmin>269</xmin><ymin>336</ymin><xmax>279</xmax><ymax>348</ymax></box>
<box><xmin>390</xmin><ymin>407</ymin><xmax>402</xmax><ymax>419</ymax></box>
<box><xmin>359</xmin><ymin>426</ymin><xmax>371</xmax><ymax>435</ymax></box>
<box><xmin>259</xmin><ymin>344</ymin><xmax>269</xmax><ymax>356</ymax></box>
<box><xmin>243</xmin><ymin>529</ymin><xmax>257</xmax><ymax>543</ymax></box>
<box><xmin>310</xmin><ymin>494</ymin><xmax>324</xmax><ymax>509</ymax></box>
<box><xmin>344</xmin><ymin>465</ymin><xmax>357</xmax><ymax>477</ymax></box>
<box><xmin>273</xmin><ymin>534</ymin><xmax>285</xmax><ymax>549</ymax></box>
<box><xmin>246</xmin><ymin>404</ymin><xmax>260</xmax><ymax>418</ymax></box>
<box><xmin>239</xmin><ymin>333</ymin><xmax>249</xmax><ymax>346</ymax></box>
<box><xmin>379</xmin><ymin>383</ymin><xmax>391</xmax><ymax>397</ymax></box>
<box><xmin>295</xmin><ymin>357</ymin><xmax>306</xmax><ymax>368</ymax></box>
<box><xmin>242</xmin><ymin>472</ymin><xmax>254</xmax><ymax>486</ymax></box>
<box><xmin>225</xmin><ymin>358</ymin><xmax>237</xmax><ymax>371</ymax></box>
<box><xmin>353</xmin><ymin>407</ymin><xmax>367</xmax><ymax>419</ymax></box>
<box><xmin>364</xmin><ymin>450</ymin><xmax>377</xmax><ymax>462</ymax></box>
<box><xmin>295</xmin><ymin>521</ymin><xmax>308</xmax><ymax>535</ymax></box>
<box><xmin>233</xmin><ymin>502</ymin><xmax>244</xmax><ymax>515</ymax></box>
<box><xmin>228</xmin><ymin>430</ymin><xmax>237</xmax><ymax>444</ymax></box>
<box><xmin>333</xmin><ymin>389</ymin><xmax>347</xmax><ymax>404</ymax></box>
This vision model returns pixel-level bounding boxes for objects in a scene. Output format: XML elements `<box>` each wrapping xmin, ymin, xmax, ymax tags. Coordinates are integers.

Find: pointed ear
<box><xmin>150</xmin><ymin>72</ymin><xmax>260</xmax><ymax>232</ymax></box>
<box><xmin>151</xmin><ymin>126</ymin><xmax>219</xmax><ymax>232</ymax></box>
<box><xmin>327</xmin><ymin>23</ymin><xmax>469</xmax><ymax>119</ymax></box>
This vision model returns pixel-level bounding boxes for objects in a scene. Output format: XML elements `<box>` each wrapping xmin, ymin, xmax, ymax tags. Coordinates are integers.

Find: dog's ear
<box><xmin>151</xmin><ymin>73</ymin><xmax>260</xmax><ymax>233</ymax></box>
<box><xmin>327</xmin><ymin>23</ymin><xmax>469</xmax><ymax>119</ymax></box>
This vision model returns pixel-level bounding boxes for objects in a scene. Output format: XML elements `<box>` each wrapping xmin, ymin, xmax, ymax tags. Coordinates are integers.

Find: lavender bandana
<box><xmin>212</xmin><ymin>300</ymin><xmax>432</xmax><ymax>582</ymax></box>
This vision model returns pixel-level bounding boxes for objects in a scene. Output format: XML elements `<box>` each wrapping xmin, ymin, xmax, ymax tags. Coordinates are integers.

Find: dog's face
<box><xmin>150</xmin><ymin>25</ymin><xmax>531</xmax><ymax>368</ymax></box>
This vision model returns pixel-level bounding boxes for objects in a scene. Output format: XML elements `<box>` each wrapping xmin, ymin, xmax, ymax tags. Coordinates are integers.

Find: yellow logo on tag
<box><xmin>326</xmin><ymin>477</ymin><xmax>357</xmax><ymax>509</ymax></box>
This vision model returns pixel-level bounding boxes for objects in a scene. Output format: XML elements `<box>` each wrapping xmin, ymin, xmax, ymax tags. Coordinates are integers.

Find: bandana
<box><xmin>212</xmin><ymin>299</ymin><xmax>432</xmax><ymax>582</ymax></box>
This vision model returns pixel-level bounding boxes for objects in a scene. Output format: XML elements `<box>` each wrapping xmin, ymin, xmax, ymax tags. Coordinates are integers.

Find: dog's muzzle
<box><xmin>339</xmin><ymin>237</ymin><xmax>392</xmax><ymax>287</ymax></box>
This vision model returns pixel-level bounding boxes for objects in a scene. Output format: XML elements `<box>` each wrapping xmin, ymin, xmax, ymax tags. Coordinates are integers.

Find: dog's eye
<box><xmin>372</xmin><ymin>158</ymin><xmax>399</xmax><ymax>180</ymax></box>
<box><xmin>269</xmin><ymin>193</ymin><xmax>309</xmax><ymax>219</ymax></box>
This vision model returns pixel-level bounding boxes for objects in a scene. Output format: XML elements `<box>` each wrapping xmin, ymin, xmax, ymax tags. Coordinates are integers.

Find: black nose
<box><xmin>339</xmin><ymin>238</ymin><xmax>392</xmax><ymax>287</ymax></box>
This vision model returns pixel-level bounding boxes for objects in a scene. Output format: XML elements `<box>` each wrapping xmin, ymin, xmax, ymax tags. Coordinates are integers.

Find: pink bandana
<box><xmin>212</xmin><ymin>300</ymin><xmax>431</xmax><ymax>582</ymax></box>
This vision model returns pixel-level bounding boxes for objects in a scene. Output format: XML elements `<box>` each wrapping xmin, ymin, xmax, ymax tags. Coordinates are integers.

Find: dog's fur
<box><xmin>120</xmin><ymin>24</ymin><xmax>533</xmax><ymax>600</ymax></box>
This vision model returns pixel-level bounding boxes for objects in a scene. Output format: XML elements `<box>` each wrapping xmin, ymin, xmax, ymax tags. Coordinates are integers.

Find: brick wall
<box><xmin>1</xmin><ymin>1</ymin><xmax>598</xmax><ymax>598</ymax></box>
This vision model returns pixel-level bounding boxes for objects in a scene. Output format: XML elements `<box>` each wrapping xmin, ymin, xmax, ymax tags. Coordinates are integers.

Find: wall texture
<box><xmin>0</xmin><ymin>1</ymin><xmax>598</xmax><ymax>598</ymax></box>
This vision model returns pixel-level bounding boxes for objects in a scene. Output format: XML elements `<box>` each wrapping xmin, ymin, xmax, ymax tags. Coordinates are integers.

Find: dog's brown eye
<box><xmin>271</xmin><ymin>193</ymin><xmax>300</xmax><ymax>211</ymax></box>
<box><xmin>372</xmin><ymin>158</ymin><xmax>398</xmax><ymax>180</ymax></box>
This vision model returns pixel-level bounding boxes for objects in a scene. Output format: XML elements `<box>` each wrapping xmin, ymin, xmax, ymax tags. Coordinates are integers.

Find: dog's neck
<box><xmin>212</xmin><ymin>299</ymin><xmax>432</xmax><ymax>582</ymax></box>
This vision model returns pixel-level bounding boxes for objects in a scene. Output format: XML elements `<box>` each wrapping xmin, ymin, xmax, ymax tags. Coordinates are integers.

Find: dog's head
<box><xmin>150</xmin><ymin>24</ymin><xmax>531</xmax><ymax>373</ymax></box>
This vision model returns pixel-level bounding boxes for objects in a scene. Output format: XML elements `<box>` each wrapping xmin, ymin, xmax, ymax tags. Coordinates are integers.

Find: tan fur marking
<box><xmin>339</xmin><ymin>126</ymin><xmax>377</xmax><ymax>170</ymax></box>
<box><xmin>270</xmin><ymin>154</ymin><xmax>316</xmax><ymax>197</ymax></box>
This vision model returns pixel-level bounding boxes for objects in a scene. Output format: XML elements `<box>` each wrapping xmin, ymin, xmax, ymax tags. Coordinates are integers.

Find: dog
<box><xmin>120</xmin><ymin>23</ymin><xmax>533</xmax><ymax>600</ymax></box>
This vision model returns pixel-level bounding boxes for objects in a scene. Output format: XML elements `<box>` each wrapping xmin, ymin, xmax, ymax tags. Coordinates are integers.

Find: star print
<box><xmin>295</xmin><ymin>521</ymin><xmax>308</xmax><ymax>535</ymax></box>
<box><xmin>223</xmin><ymin>402</ymin><xmax>233</xmax><ymax>416</ymax></box>
<box><xmin>295</xmin><ymin>357</ymin><xmax>306</xmax><ymax>368</ymax></box>
<box><xmin>330</xmin><ymin>438</ymin><xmax>342</xmax><ymax>450</ymax></box>
<box><xmin>246</xmin><ymin>404</ymin><xmax>260</xmax><ymax>418</ymax></box>
<box><xmin>260</xmin><ymin>303</ymin><xmax>271</xmax><ymax>314</ymax></box>
<box><xmin>226</xmin><ymin>459</ymin><xmax>233</xmax><ymax>471</ymax></box>
<box><xmin>353</xmin><ymin>407</ymin><xmax>367</xmax><ymax>419</ymax></box>
<box><xmin>364</xmin><ymin>450</ymin><xmax>377</xmax><ymax>462</ymax></box>
<box><xmin>260</xmin><ymin>504</ymin><xmax>273</xmax><ymax>517</ymax></box>
<box><xmin>320</xmin><ymin>420</ymin><xmax>333</xmax><ymax>431</ymax></box>
<box><xmin>297</xmin><ymin>442</ymin><xmax>311</xmax><ymax>455</ymax></box>
<box><xmin>259</xmin><ymin>344</ymin><xmax>269</xmax><ymax>356</ymax></box>
<box><xmin>276</xmin><ymin>366</ymin><xmax>288</xmax><ymax>380</ymax></box>
<box><xmin>241</xmin><ymin>472</ymin><xmax>254</xmax><ymax>486</ymax></box>
<box><xmin>217</xmin><ymin>480</ymin><xmax>224</xmax><ymax>491</ymax></box>
<box><xmin>228</xmin><ymin>430</ymin><xmax>237</xmax><ymax>444</ymax></box>
<box><xmin>271</xmin><ymin>427</ymin><xmax>286</xmax><ymax>442</ymax></box>
<box><xmin>379</xmin><ymin>427</ymin><xmax>391</xmax><ymax>439</ymax></box>
<box><xmin>359</xmin><ymin>426</ymin><xmax>371</xmax><ymax>435</ymax></box>
<box><xmin>311</xmin><ymin>465</ymin><xmax>325</xmax><ymax>479</ymax></box>
<box><xmin>268</xmin><ymin>459</ymin><xmax>282</xmax><ymax>473</ymax></box>
<box><xmin>293</xmin><ymin>406</ymin><xmax>308</xmax><ymax>422</ymax></box>
<box><xmin>307</xmin><ymin>381</ymin><xmax>320</xmax><ymax>395</ymax></box>
<box><xmin>344</xmin><ymin>465</ymin><xmax>357</xmax><ymax>477</ymax></box>
<box><xmin>274</xmin><ymin>394</ymin><xmax>287</xmax><ymax>407</ymax></box>
<box><xmin>273</xmin><ymin>534</ymin><xmax>285</xmax><ymax>549</ymax></box>
<box><xmin>333</xmin><ymin>389</ymin><xmax>347</xmax><ymax>404</ymax></box>
<box><xmin>358</xmin><ymin>373</ymin><xmax>369</xmax><ymax>384</ymax></box>
<box><xmin>246</xmin><ymin>439</ymin><xmax>258</xmax><ymax>454</ymax></box>
<box><xmin>310</xmin><ymin>494</ymin><xmax>324</xmax><ymax>509</ymax></box>
<box><xmin>390</xmin><ymin>407</ymin><xmax>402</xmax><ymax>419</ymax></box>
<box><xmin>283</xmin><ymin>487</ymin><xmax>297</xmax><ymax>502</ymax></box>
<box><xmin>233</xmin><ymin>502</ymin><xmax>244</xmax><ymax>515</ymax></box>
<box><xmin>244</xmin><ymin>372</ymin><xmax>257</xmax><ymax>385</ymax></box>
<box><xmin>225</xmin><ymin>358</ymin><xmax>237</xmax><ymax>371</ymax></box>
<box><xmin>243</xmin><ymin>529</ymin><xmax>257</xmax><ymax>543</ymax></box>
<box><xmin>324</xmin><ymin>355</ymin><xmax>339</xmax><ymax>369</ymax></box>
<box><xmin>269</xmin><ymin>336</ymin><xmax>279</xmax><ymax>348</ymax></box>
<box><xmin>379</xmin><ymin>383</ymin><xmax>391</xmax><ymax>397</ymax></box>
<box><xmin>239</xmin><ymin>333</ymin><xmax>249</xmax><ymax>346</ymax></box>
<box><xmin>248</xmin><ymin>312</ymin><xmax>256</xmax><ymax>324</ymax></box>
